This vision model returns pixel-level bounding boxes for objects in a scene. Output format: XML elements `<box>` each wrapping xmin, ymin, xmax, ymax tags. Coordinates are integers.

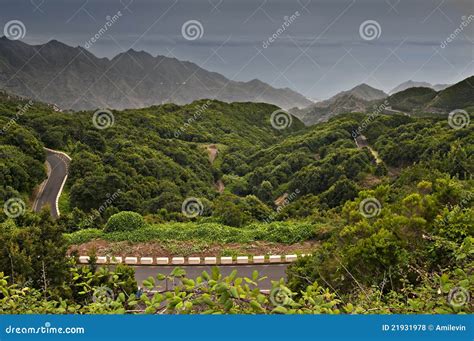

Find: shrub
<box><xmin>104</xmin><ymin>211</ymin><xmax>145</xmax><ymax>233</ymax></box>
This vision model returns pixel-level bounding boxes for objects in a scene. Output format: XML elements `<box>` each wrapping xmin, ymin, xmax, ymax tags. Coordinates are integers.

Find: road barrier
<box><xmin>140</xmin><ymin>257</ymin><xmax>153</xmax><ymax>265</ymax></box>
<box><xmin>204</xmin><ymin>257</ymin><xmax>217</xmax><ymax>265</ymax></box>
<box><xmin>156</xmin><ymin>257</ymin><xmax>169</xmax><ymax>265</ymax></box>
<box><xmin>171</xmin><ymin>257</ymin><xmax>185</xmax><ymax>265</ymax></box>
<box><xmin>76</xmin><ymin>254</ymin><xmax>311</xmax><ymax>266</ymax></box>
<box><xmin>220</xmin><ymin>256</ymin><xmax>233</xmax><ymax>264</ymax></box>
<box><xmin>236</xmin><ymin>256</ymin><xmax>249</xmax><ymax>264</ymax></box>
<box><xmin>188</xmin><ymin>257</ymin><xmax>201</xmax><ymax>265</ymax></box>
<box><xmin>125</xmin><ymin>257</ymin><xmax>138</xmax><ymax>265</ymax></box>
<box><xmin>269</xmin><ymin>255</ymin><xmax>282</xmax><ymax>263</ymax></box>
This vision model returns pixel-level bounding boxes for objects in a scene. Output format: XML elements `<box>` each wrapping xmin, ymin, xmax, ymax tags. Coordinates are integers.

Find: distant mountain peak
<box><xmin>0</xmin><ymin>38</ymin><xmax>312</xmax><ymax>111</ymax></box>
<box><xmin>386</xmin><ymin>76</ymin><xmax>473</xmax><ymax>112</ymax></box>
<box><xmin>389</xmin><ymin>80</ymin><xmax>450</xmax><ymax>95</ymax></box>
<box><xmin>331</xmin><ymin>83</ymin><xmax>387</xmax><ymax>102</ymax></box>
<box><xmin>289</xmin><ymin>83</ymin><xmax>387</xmax><ymax>125</ymax></box>
<box><xmin>355</xmin><ymin>82</ymin><xmax>383</xmax><ymax>89</ymax></box>
<box><xmin>46</xmin><ymin>39</ymin><xmax>64</xmax><ymax>45</ymax></box>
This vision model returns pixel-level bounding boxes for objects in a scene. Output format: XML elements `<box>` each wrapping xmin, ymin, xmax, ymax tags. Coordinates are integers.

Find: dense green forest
<box><xmin>0</xmin><ymin>91</ymin><xmax>472</xmax><ymax>314</ymax></box>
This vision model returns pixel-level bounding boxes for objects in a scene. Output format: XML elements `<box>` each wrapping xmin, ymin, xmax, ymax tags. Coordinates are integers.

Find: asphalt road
<box><xmin>384</xmin><ymin>107</ymin><xmax>410</xmax><ymax>117</ymax></box>
<box><xmin>33</xmin><ymin>149</ymin><xmax>70</xmax><ymax>219</ymax></box>
<box><xmin>133</xmin><ymin>264</ymin><xmax>289</xmax><ymax>291</ymax></box>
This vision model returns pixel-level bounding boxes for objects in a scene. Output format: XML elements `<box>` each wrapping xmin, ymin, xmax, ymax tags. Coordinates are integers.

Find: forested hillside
<box><xmin>387</xmin><ymin>76</ymin><xmax>474</xmax><ymax>113</ymax></box>
<box><xmin>0</xmin><ymin>93</ymin><xmax>472</xmax><ymax>314</ymax></box>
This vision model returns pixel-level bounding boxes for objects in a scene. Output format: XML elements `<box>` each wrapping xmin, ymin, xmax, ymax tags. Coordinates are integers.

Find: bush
<box><xmin>104</xmin><ymin>211</ymin><xmax>145</xmax><ymax>233</ymax></box>
<box><xmin>66</xmin><ymin>221</ymin><xmax>318</xmax><ymax>245</ymax></box>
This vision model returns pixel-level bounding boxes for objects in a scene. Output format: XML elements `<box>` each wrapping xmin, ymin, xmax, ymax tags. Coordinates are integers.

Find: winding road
<box><xmin>383</xmin><ymin>106</ymin><xmax>410</xmax><ymax>117</ymax></box>
<box><xmin>38</xmin><ymin>145</ymin><xmax>293</xmax><ymax>285</ymax></box>
<box><xmin>32</xmin><ymin>148</ymin><xmax>71</xmax><ymax>219</ymax></box>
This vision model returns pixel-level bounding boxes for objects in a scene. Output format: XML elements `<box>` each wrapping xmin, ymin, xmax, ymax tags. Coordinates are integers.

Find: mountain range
<box><xmin>291</xmin><ymin>77</ymin><xmax>473</xmax><ymax>125</ymax></box>
<box><xmin>386</xmin><ymin>76</ymin><xmax>474</xmax><ymax>113</ymax></box>
<box><xmin>0</xmin><ymin>37</ymin><xmax>312</xmax><ymax>111</ymax></box>
<box><xmin>0</xmin><ymin>37</ymin><xmax>471</xmax><ymax>122</ymax></box>
<box><xmin>389</xmin><ymin>80</ymin><xmax>451</xmax><ymax>95</ymax></box>
<box><xmin>290</xmin><ymin>83</ymin><xmax>388</xmax><ymax>125</ymax></box>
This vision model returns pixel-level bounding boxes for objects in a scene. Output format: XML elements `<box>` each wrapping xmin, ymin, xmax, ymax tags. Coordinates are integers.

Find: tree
<box><xmin>0</xmin><ymin>210</ymin><xmax>68</xmax><ymax>289</ymax></box>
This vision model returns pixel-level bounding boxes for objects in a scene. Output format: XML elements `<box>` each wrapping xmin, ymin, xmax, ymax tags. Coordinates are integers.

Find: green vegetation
<box><xmin>430</xmin><ymin>76</ymin><xmax>474</xmax><ymax>110</ymax></box>
<box><xmin>0</xmin><ymin>96</ymin><xmax>46</xmax><ymax>201</ymax></box>
<box><xmin>105</xmin><ymin>211</ymin><xmax>145</xmax><ymax>232</ymax></box>
<box><xmin>386</xmin><ymin>76</ymin><xmax>474</xmax><ymax>113</ymax></box>
<box><xmin>286</xmin><ymin>177</ymin><xmax>473</xmax><ymax>293</ymax></box>
<box><xmin>0</xmin><ymin>92</ymin><xmax>472</xmax><ymax>314</ymax></box>
<box><xmin>1</xmin><ymin>264</ymin><xmax>471</xmax><ymax>314</ymax></box>
<box><xmin>66</xmin><ymin>221</ymin><xmax>319</xmax><ymax>245</ymax></box>
<box><xmin>387</xmin><ymin>87</ymin><xmax>437</xmax><ymax>112</ymax></box>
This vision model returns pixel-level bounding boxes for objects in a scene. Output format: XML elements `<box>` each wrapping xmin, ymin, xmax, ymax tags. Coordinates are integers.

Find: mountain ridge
<box><xmin>0</xmin><ymin>37</ymin><xmax>312</xmax><ymax>111</ymax></box>
<box><xmin>387</xmin><ymin>76</ymin><xmax>474</xmax><ymax>113</ymax></box>
<box><xmin>292</xmin><ymin>76</ymin><xmax>473</xmax><ymax>124</ymax></box>
<box><xmin>390</xmin><ymin>80</ymin><xmax>451</xmax><ymax>95</ymax></box>
<box><xmin>290</xmin><ymin>83</ymin><xmax>387</xmax><ymax>125</ymax></box>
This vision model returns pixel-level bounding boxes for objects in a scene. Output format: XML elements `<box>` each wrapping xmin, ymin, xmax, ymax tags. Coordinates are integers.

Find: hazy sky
<box><xmin>1</xmin><ymin>0</ymin><xmax>473</xmax><ymax>99</ymax></box>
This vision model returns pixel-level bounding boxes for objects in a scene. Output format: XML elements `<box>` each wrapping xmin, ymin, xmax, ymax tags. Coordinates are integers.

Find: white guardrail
<box><xmin>77</xmin><ymin>254</ymin><xmax>310</xmax><ymax>265</ymax></box>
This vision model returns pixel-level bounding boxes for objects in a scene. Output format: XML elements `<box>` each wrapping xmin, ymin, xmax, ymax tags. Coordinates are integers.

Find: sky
<box><xmin>1</xmin><ymin>0</ymin><xmax>473</xmax><ymax>100</ymax></box>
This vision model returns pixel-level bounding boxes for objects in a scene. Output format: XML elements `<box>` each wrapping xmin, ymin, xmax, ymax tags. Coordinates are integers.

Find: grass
<box><xmin>64</xmin><ymin>221</ymin><xmax>320</xmax><ymax>246</ymax></box>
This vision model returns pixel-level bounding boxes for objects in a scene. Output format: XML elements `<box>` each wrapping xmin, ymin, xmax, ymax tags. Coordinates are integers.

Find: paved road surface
<box><xmin>384</xmin><ymin>107</ymin><xmax>410</xmax><ymax>117</ymax></box>
<box><xmin>33</xmin><ymin>149</ymin><xmax>70</xmax><ymax>219</ymax></box>
<box><xmin>133</xmin><ymin>264</ymin><xmax>289</xmax><ymax>291</ymax></box>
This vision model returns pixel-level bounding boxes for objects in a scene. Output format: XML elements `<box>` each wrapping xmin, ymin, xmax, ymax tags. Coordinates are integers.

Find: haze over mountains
<box><xmin>389</xmin><ymin>80</ymin><xmax>451</xmax><ymax>95</ymax></box>
<box><xmin>291</xmin><ymin>77</ymin><xmax>473</xmax><ymax>125</ymax></box>
<box><xmin>386</xmin><ymin>76</ymin><xmax>474</xmax><ymax>113</ymax></box>
<box><xmin>0</xmin><ymin>37</ymin><xmax>312</xmax><ymax>111</ymax></box>
<box><xmin>290</xmin><ymin>83</ymin><xmax>388</xmax><ymax>125</ymax></box>
<box><xmin>0</xmin><ymin>37</ymin><xmax>471</xmax><ymax>123</ymax></box>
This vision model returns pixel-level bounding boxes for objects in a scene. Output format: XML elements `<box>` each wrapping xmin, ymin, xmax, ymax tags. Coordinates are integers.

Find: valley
<box><xmin>0</xmin><ymin>47</ymin><xmax>472</xmax><ymax>316</ymax></box>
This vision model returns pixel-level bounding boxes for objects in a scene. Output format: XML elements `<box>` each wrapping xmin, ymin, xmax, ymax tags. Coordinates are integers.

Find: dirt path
<box><xmin>206</xmin><ymin>144</ymin><xmax>225</xmax><ymax>192</ymax></box>
<box><xmin>354</xmin><ymin>135</ymin><xmax>382</xmax><ymax>164</ymax></box>
<box><xmin>216</xmin><ymin>179</ymin><xmax>225</xmax><ymax>193</ymax></box>
<box><xmin>207</xmin><ymin>144</ymin><xmax>218</xmax><ymax>163</ymax></box>
<box><xmin>274</xmin><ymin>193</ymin><xmax>288</xmax><ymax>206</ymax></box>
